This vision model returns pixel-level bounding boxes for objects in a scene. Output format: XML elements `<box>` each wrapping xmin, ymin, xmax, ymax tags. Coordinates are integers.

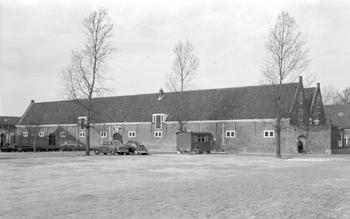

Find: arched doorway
<box><xmin>297</xmin><ymin>135</ymin><xmax>307</xmax><ymax>153</ymax></box>
<box><xmin>49</xmin><ymin>133</ymin><xmax>56</xmax><ymax>146</ymax></box>
<box><xmin>0</xmin><ymin>133</ymin><xmax>5</xmax><ymax>146</ymax></box>
<box><xmin>113</xmin><ymin>133</ymin><xmax>123</xmax><ymax>144</ymax></box>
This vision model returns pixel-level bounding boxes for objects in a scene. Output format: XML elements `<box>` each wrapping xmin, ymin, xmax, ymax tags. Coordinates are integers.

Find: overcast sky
<box><xmin>0</xmin><ymin>0</ymin><xmax>349</xmax><ymax>116</ymax></box>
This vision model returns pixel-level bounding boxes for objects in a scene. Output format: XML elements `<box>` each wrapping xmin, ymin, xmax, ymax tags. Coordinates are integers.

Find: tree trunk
<box><xmin>276</xmin><ymin>83</ymin><xmax>282</xmax><ymax>158</ymax></box>
<box><xmin>85</xmin><ymin>117</ymin><xmax>90</xmax><ymax>156</ymax></box>
<box><xmin>33</xmin><ymin>135</ymin><xmax>37</xmax><ymax>152</ymax></box>
<box><xmin>276</xmin><ymin>119</ymin><xmax>281</xmax><ymax>158</ymax></box>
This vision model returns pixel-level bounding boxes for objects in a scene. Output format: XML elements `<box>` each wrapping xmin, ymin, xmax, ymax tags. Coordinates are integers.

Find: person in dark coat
<box><xmin>297</xmin><ymin>139</ymin><xmax>303</xmax><ymax>153</ymax></box>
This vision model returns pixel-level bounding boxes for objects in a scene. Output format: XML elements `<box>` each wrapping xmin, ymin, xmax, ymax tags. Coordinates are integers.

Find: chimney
<box><xmin>31</xmin><ymin>100</ymin><xmax>35</xmax><ymax>104</ymax></box>
<box><xmin>299</xmin><ymin>76</ymin><xmax>302</xmax><ymax>83</ymax></box>
<box><xmin>158</xmin><ymin>88</ymin><xmax>164</xmax><ymax>100</ymax></box>
<box><xmin>317</xmin><ymin>83</ymin><xmax>320</xmax><ymax>90</ymax></box>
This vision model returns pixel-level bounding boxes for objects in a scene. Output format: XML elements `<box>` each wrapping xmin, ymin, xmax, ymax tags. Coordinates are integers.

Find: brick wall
<box><xmin>283</xmin><ymin>125</ymin><xmax>331</xmax><ymax>154</ymax></box>
<box><xmin>16</xmin><ymin>120</ymin><xmax>331</xmax><ymax>154</ymax></box>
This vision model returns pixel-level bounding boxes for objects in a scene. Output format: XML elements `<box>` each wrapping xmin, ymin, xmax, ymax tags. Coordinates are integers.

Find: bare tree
<box><xmin>31</xmin><ymin>125</ymin><xmax>40</xmax><ymax>152</ymax></box>
<box><xmin>335</xmin><ymin>87</ymin><xmax>350</xmax><ymax>104</ymax></box>
<box><xmin>166</xmin><ymin>40</ymin><xmax>199</xmax><ymax>131</ymax></box>
<box><xmin>321</xmin><ymin>85</ymin><xmax>337</xmax><ymax>105</ymax></box>
<box><xmin>62</xmin><ymin>9</ymin><xmax>114</xmax><ymax>156</ymax></box>
<box><xmin>262</xmin><ymin>11</ymin><xmax>310</xmax><ymax>158</ymax></box>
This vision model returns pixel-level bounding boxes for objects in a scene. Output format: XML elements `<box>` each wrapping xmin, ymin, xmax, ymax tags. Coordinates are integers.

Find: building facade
<box><xmin>0</xmin><ymin>116</ymin><xmax>20</xmax><ymax>147</ymax></box>
<box><xmin>16</xmin><ymin>77</ymin><xmax>331</xmax><ymax>154</ymax></box>
<box><xmin>325</xmin><ymin>104</ymin><xmax>350</xmax><ymax>153</ymax></box>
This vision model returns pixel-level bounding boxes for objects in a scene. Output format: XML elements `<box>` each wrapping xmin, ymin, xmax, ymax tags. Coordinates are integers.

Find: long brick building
<box><xmin>16</xmin><ymin>77</ymin><xmax>331</xmax><ymax>154</ymax></box>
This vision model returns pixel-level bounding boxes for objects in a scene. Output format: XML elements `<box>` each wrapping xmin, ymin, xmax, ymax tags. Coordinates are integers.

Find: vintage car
<box><xmin>118</xmin><ymin>141</ymin><xmax>149</xmax><ymax>155</ymax></box>
<box><xmin>93</xmin><ymin>140</ymin><xmax>122</xmax><ymax>155</ymax></box>
<box><xmin>0</xmin><ymin>144</ymin><xmax>17</xmax><ymax>152</ymax></box>
<box><xmin>16</xmin><ymin>145</ymin><xmax>33</xmax><ymax>152</ymax></box>
<box><xmin>60</xmin><ymin>141</ymin><xmax>81</xmax><ymax>151</ymax></box>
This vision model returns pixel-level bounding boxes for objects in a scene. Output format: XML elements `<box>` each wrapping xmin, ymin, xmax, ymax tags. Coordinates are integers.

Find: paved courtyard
<box><xmin>1</xmin><ymin>152</ymin><xmax>350</xmax><ymax>219</ymax></box>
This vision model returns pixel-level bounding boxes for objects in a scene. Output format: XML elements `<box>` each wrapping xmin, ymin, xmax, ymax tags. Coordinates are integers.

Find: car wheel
<box><xmin>192</xmin><ymin>148</ymin><xmax>200</xmax><ymax>154</ymax></box>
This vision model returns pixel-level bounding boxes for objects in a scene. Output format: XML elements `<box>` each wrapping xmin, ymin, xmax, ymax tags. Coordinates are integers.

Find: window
<box><xmin>338</xmin><ymin>112</ymin><xmax>344</xmax><ymax>117</ymax></box>
<box><xmin>154</xmin><ymin>131</ymin><xmax>162</xmax><ymax>138</ymax></box>
<box><xmin>345</xmin><ymin>137</ymin><xmax>349</xmax><ymax>146</ymax></box>
<box><xmin>196</xmin><ymin>135</ymin><xmax>209</xmax><ymax>142</ymax></box>
<box><xmin>60</xmin><ymin>131</ymin><xmax>66</xmax><ymax>138</ymax></box>
<box><xmin>225</xmin><ymin>130</ymin><xmax>236</xmax><ymax>138</ymax></box>
<box><xmin>128</xmin><ymin>131</ymin><xmax>136</xmax><ymax>138</ymax></box>
<box><xmin>39</xmin><ymin>132</ymin><xmax>45</xmax><ymax>137</ymax></box>
<box><xmin>78</xmin><ymin>116</ymin><xmax>87</xmax><ymax>129</ymax></box>
<box><xmin>100</xmin><ymin>131</ymin><xmax>107</xmax><ymax>138</ymax></box>
<box><xmin>79</xmin><ymin>131</ymin><xmax>85</xmax><ymax>137</ymax></box>
<box><xmin>23</xmin><ymin>132</ymin><xmax>28</xmax><ymax>137</ymax></box>
<box><xmin>113</xmin><ymin>126</ymin><xmax>121</xmax><ymax>131</ymax></box>
<box><xmin>264</xmin><ymin>130</ymin><xmax>274</xmax><ymax>138</ymax></box>
<box><xmin>298</xmin><ymin>109</ymin><xmax>303</xmax><ymax>121</ymax></box>
<box><xmin>152</xmin><ymin>114</ymin><xmax>165</xmax><ymax>129</ymax></box>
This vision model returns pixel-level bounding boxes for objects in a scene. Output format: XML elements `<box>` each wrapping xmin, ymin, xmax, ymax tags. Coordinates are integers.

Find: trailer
<box><xmin>176</xmin><ymin>131</ymin><xmax>214</xmax><ymax>154</ymax></box>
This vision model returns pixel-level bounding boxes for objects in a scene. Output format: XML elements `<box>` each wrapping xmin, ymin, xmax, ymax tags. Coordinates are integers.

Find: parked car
<box><xmin>16</xmin><ymin>145</ymin><xmax>33</xmax><ymax>152</ymax></box>
<box><xmin>118</xmin><ymin>141</ymin><xmax>149</xmax><ymax>155</ymax></box>
<box><xmin>93</xmin><ymin>140</ymin><xmax>122</xmax><ymax>155</ymax></box>
<box><xmin>47</xmin><ymin>144</ymin><xmax>61</xmax><ymax>151</ymax></box>
<box><xmin>0</xmin><ymin>144</ymin><xmax>17</xmax><ymax>152</ymax></box>
<box><xmin>60</xmin><ymin>141</ymin><xmax>81</xmax><ymax>151</ymax></box>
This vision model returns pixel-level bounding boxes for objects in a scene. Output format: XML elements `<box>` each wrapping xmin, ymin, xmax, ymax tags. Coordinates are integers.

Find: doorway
<box><xmin>0</xmin><ymin>133</ymin><xmax>5</xmax><ymax>146</ymax></box>
<box><xmin>297</xmin><ymin>135</ymin><xmax>307</xmax><ymax>153</ymax></box>
<box><xmin>113</xmin><ymin>133</ymin><xmax>123</xmax><ymax>144</ymax></box>
<box><xmin>49</xmin><ymin>133</ymin><xmax>56</xmax><ymax>146</ymax></box>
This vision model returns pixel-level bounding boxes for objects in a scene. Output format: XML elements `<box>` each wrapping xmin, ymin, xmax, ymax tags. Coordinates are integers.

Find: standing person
<box><xmin>297</xmin><ymin>139</ymin><xmax>303</xmax><ymax>153</ymax></box>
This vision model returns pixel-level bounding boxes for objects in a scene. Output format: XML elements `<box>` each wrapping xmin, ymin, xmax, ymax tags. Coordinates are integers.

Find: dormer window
<box><xmin>78</xmin><ymin>116</ymin><xmax>87</xmax><ymax>129</ymax></box>
<box><xmin>152</xmin><ymin>114</ymin><xmax>166</xmax><ymax>129</ymax></box>
<box><xmin>113</xmin><ymin>126</ymin><xmax>121</xmax><ymax>131</ymax></box>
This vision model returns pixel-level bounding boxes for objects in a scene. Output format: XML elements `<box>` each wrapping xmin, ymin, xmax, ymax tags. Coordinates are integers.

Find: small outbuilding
<box><xmin>176</xmin><ymin>131</ymin><xmax>214</xmax><ymax>154</ymax></box>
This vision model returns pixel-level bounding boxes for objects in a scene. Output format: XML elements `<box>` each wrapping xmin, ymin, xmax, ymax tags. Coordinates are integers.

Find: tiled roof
<box><xmin>0</xmin><ymin>116</ymin><xmax>21</xmax><ymax>126</ymax></box>
<box><xmin>19</xmin><ymin>83</ymin><xmax>309</xmax><ymax>125</ymax></box>
<box><xmin>324</xmin><ymin>104</ymin><xmax>350</xmax><ymax>128</ymax></box>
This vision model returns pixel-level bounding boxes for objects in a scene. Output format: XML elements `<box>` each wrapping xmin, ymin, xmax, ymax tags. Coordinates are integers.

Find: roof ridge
<box><xmin>32</xmin><ymin>82</ymin><xmax>300</xmax><ymax>104</ymax></box>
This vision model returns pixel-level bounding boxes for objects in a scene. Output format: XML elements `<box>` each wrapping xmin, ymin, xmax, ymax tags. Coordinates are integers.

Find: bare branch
<box><xmin>261</xmin><ymin>11</ymin><xmax>310</xmax><ymax>158</ymax></box>
<box><xmin>335</xmin><ymin>87</ymin><xmax>350</xmax><ymax>104</ymax></box>
<box><xmin>166</xmin><ymin>40</ymin><xmax>199</xmax><ymax>131</ymax></box>
<box><xmin>61</xmin><ymin>8</ymin><xmax>115</xmax><ymax>155</ymax></box>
